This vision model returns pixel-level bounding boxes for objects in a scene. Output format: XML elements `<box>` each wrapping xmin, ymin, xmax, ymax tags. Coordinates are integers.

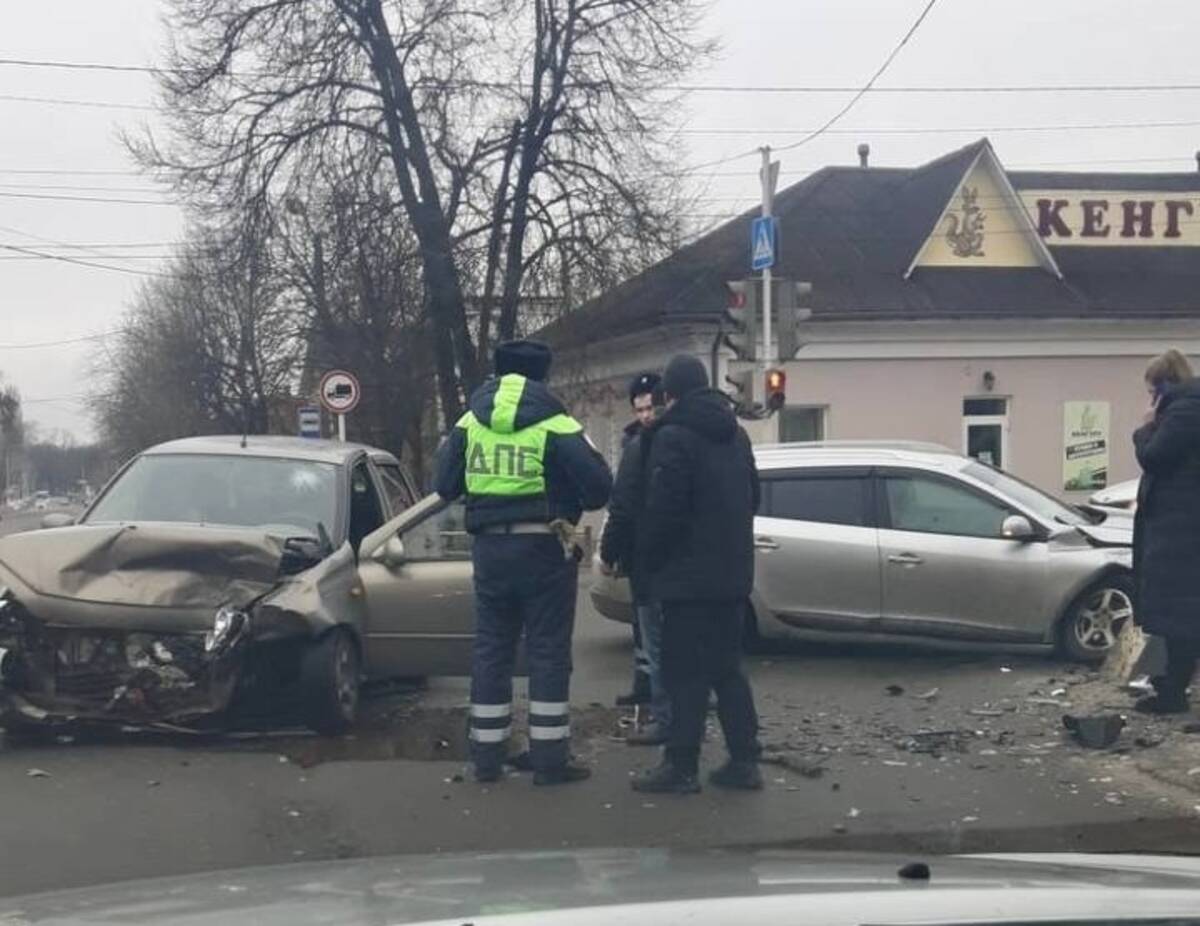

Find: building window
<box><xmin>962</xmin><ymin>397</ymin><xmax>1009</xmax><ymax>469</ymax></box>
<box><xmin>780</xmin><ymin>406</ymin><xmax>826</xmax><ymax>443</ymax></box>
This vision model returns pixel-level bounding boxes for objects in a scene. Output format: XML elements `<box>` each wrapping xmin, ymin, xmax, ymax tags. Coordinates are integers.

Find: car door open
<box><xmin>357</xmin><ymin>496</ymin><xmax>476</xmax><ymax>678</ymax></box>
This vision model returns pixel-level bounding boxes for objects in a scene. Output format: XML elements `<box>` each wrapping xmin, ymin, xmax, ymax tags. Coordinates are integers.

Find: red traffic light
<box><xmin>765</xmin><ymin>368</ymin><xmax>786</xmax><ymax>412</ymax></box>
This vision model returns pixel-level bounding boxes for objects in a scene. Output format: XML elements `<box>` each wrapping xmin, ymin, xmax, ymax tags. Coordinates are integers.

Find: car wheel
<box><xmin>1059</xmin><ymin>575</ymin><xmax>1136</xmax><ymax>664</ymax></box>
<box><xmin>302</xmin><ymin>628</ymin><xmax>361</xmax><ymax>736</ymax></box>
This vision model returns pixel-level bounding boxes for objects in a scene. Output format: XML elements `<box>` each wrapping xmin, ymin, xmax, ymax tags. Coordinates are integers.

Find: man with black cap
<box><xmin>632</xmin><ymin>354</ymin><xmax>763</xmax><ymax>794</ymax></box>
<box><xmin>601</xmin><ymin>372</ymin><xmax>671</xmax><ymax>745</ymax></box>
<box><xmin>435</xmin><ymin>339</ymin><xmax>612</xmax><ymax>786</ymax></box>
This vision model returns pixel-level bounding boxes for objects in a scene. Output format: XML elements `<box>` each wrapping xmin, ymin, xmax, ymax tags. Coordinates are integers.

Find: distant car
<box><xmin>1088</xmin><ymin>477</ymin><xmax>1140</xmax><ymax>513</ymax></box>
<box><xmin>0</xmin><ymin>435</ymin><xmax>479</xmax><ymax>734</ymax></box>
<box><xmin>592</xmin><ymin>441</ymin><xmax>1135</xmax><ymax>663</ymax></box>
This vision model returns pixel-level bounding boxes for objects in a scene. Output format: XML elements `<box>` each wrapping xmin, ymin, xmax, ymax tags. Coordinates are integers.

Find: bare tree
<box><xmin>278</xmin><ymin>158</ymin><xmax>438</xmax><ymax>481</ymax></box>
<box><xmin>0</xmin><ymin>381</ymin><xmax>22</xmax><ymax>499</ymax></box>
<box><xmin>134</xmin><ymin>0</ymin><xmax>710</xmax><ymax>428</ymax></box>
<box><xmin>92</xmin><ymin>223</ymin><xmax>301</xmax><ymax>460</ymax></box>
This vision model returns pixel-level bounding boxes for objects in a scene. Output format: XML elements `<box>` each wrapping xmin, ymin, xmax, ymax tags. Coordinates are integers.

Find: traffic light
<box><xmin>765</xmin><ymin>368</ymin><xmax>787</xmax><ymax>413</ymax></box>
<box><xmin>724</xmin><ymin>367</ymin><xmax>756</xmax><ymax>414</ymax></box>
<box><xmin>777</xmin><ymin>280</ymin><xmax>813</xmax><ymax>361</ymax></box>
<box><xmin>723</xmin><ymin>279</ymin><xmax>758</xmax><ymax>361</ymax></box>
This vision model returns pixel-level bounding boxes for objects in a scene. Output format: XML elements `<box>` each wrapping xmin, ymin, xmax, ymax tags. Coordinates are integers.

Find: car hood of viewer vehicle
<box><xmin>4</xmin><ymin>850</ymin><xmax>1200</xmax><ymax>924</ymax></box>
<box><xmin>0</xmin><ymin>523</ymin><xmax>287</xmax><ymax>632</ymax></box>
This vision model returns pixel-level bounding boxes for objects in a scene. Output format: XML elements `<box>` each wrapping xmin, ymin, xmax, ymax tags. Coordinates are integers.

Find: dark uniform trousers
<box><xmin>661</xmin><ymin>599</ymin><xmax>760</xmax><ymax>775</ymax></box>
<box><xmin>468</xmin><ymin>533</ymin><xmax>578</xmax><ymax>773</ymax></box>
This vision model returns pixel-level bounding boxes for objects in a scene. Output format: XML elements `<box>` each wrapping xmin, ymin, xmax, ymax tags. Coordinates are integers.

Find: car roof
<box><xmin>142</xmin><ymin>435</ymin><xmax>401</xmax><ymax>467</ymax></box>
<box><xmin>754</xmin><ymin>440</ymin><xmax>967</xmax><ymax>472</ymax></box>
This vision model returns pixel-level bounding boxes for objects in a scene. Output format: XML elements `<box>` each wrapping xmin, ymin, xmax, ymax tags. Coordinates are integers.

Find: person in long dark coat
<box><xmin>1133</xmin><ymin>349</ymin><xmax>1200</xmax><ymax>714</ymax></box>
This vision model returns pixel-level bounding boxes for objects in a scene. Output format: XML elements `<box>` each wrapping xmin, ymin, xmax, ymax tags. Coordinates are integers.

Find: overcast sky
<box><xmin>2</xmin><ymin>0</ymin><xmax>1198</xmax><ymax>441</ymax></box>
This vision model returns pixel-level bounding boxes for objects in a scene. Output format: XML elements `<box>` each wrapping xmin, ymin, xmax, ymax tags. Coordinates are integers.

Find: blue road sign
<box><xmin>298</xmin><ymin>406</ymin><xmax>322</xmax><ymax>439</ymax></box>
<box><xmin>751</xmin><ymin>216</ymin><xmax>777</xmax><ymax>271</ymax></box>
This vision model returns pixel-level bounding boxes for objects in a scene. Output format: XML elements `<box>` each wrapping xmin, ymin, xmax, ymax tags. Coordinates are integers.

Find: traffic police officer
<box><xmin>435</xmin><ymin>340</ymin><xmax>612</xmax><ymax>785</ymax></box>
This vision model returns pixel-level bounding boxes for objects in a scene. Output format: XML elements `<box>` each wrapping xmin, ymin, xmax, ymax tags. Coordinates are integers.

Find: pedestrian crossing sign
<box><xmin>751</xmin><ymin>216</ymin><xmax>777</xmax><ymax>271</ymax></box>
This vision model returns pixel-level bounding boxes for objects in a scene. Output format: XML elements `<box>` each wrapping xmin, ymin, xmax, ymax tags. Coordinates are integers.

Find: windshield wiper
<box><xmin>316</xmin><ymin>521</ymin><xmax>333</xmax><ymax>556</ymax></box>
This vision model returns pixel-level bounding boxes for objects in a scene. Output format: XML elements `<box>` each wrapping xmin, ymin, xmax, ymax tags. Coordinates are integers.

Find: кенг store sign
<box><xmin>1018</xmin><ymin>191</ymin><xmax>1200</xmax><ymax>246</ymax></box>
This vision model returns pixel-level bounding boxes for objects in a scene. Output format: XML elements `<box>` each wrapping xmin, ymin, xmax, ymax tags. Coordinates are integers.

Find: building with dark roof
<box><xmin>544</xmin><ymin>138</ymin><xmax>1200</xmax><ymax>495</ymax></box>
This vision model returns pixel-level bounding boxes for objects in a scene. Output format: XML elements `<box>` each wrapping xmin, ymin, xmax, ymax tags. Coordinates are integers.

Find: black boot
<box><xmin>708</xmin><ymin>759</ymin><xmax>763</xmax><ymax>791</ymax></box>
<box><xmin>631</xmin><ymin>761</ymin><xmax>700</xmax><ymax>794</ymax></box>
<box><xmin>616</xmin><ymin>671</ymin><xmax>652</xmax><ymax>707</ymax></box>
<box><xmin>1134</xmin><ymin>693</ymin><xmax>1190</xmax><ymax>715</ymax></box>
<box><xmin>474</xmin><ymin>764</ymin><xmax>503</xmax><ymax>784</ymax></box>
<box><xmin>533</xmin><ymin>761</ymin><xmax>592</xmax><ymax>786</ymax></box>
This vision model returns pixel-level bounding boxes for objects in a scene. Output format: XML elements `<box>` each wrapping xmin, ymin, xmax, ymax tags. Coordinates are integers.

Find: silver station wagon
<box><xmin>592</xmin><ymin>442</ymin><xmax>1134</xmax><ymax>662</ymax></box>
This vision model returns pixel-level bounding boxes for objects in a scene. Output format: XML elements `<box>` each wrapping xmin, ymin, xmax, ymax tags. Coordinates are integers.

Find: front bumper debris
<box><xmin>0</xmin><ymin>595</ymin><xmax>249</xmax><ymax>726</ymax></box>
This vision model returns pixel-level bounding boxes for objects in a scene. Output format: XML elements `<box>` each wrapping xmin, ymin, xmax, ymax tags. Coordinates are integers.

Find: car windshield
<box><xmin>962</xmin><ymin>461</ymin><xmax>1090</xmax><ymax>528</ymax></box>
<box><xmin>86</xmin><ymin>454</ymin><xmax>338</xmax><ymax>537</ymax></box>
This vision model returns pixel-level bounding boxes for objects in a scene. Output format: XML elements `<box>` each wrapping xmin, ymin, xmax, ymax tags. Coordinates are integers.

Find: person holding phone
<box><xmin>1133</xmin><ymin>349</ymin><xmax>1200</xmax><ymax>714</ymax></box>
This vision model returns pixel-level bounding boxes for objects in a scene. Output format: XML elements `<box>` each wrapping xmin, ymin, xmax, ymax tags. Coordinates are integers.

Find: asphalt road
<box><xmin>2</xmin><ymin>512</ymin><xmax>1199</xmax><ymax>897</ymax></box>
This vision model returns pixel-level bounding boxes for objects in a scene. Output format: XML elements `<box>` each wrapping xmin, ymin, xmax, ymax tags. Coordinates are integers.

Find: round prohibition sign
<box><xmin>319</xmin><ymin>370</ymin><xmax>361</xmax><ymax>415</ymax></box>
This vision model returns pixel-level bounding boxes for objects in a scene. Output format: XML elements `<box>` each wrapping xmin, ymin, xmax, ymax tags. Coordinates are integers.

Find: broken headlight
<box><xmin>0</xmin><ymin>585</ymin><xmax>18</xmax><ymax>630</ymax></box>
<box><xmin>205</xmin><ymin>605</ymin><xmax>248</xmax><ymax>655</ymax></box>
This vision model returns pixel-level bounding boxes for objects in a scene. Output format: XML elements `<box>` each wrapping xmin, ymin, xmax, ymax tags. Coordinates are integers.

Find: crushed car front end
<box><xmin>0</xmin><ymin>522</ymin><xmax>342</xmax><ymax>729</ymax></box>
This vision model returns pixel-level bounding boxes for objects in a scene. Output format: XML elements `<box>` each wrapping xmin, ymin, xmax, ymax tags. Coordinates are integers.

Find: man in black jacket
<box><xmin>632</xmin><ymin>354</ymin><xmax>762</xmax><ymax>794</ymax></box>
<box><xmin>435</xmin><ymin>340</ymin><xmax>612</xmax><ymax>785</ymax></box>
<box><xmin>600</xmin><ymin>372</ymin><xmax>670</xmax><ymax>744</ymax></box>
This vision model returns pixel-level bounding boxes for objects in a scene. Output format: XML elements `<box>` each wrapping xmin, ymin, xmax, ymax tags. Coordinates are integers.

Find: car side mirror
<box><xmin>373</xmin><ymin>535</ymin><xmax>406</xmax><ymax>568</ymax></box>
<box><xmin>1001</xmin><ymin>515</ymin><xmax>1036</xmax><ymax>541</ymax></box>
<box><xmin>41</xmin><ymin>513</ymin><xmax>75</xmax><ymax>529</ymax></box>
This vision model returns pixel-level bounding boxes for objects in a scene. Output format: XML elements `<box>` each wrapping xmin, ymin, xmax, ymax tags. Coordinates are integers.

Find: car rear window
<box><xmin>762</xmin><ymin>475</ymin><xmax>868</xmax><ymax>527</ymax></box>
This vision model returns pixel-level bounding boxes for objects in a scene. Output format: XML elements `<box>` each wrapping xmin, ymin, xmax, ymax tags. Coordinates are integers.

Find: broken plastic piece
<box><xmin>898</xmin><ymin>862</ymin><xmax>930</xmax><ymax>880</ymax></box>
<box><xmin>1062</xmin><ymin>713</ymin><xmax>1124</xmax><ymax>749</ymax></box>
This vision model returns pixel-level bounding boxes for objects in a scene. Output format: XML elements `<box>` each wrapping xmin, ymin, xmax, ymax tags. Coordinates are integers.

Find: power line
<box><xmin>0</xmin><ymin>332</ymin><xmax>121</xmax><ymax>350</ymax></box>
<box><xmin>0</xmin><ymin>191</ymin><xmax>177</xmax><ymax>206</ymax></box>
<box><xmin>0</xmin><ymin>93</ymin><xmax>156</xmax><ymax>111</ymax></box>
<box><xmin>678</xmin><ymin>119</ymin><xmax>1200</xmax><ymax>137</ymax></box>
<box><xmin>4</xmin><ymin>55</ymin><xmax>1200</xmax><ymax>94</ymax></box>
<box><xmin>778</xmin><ymin>0</ymin><xmax>940</xmax><ymax>154</ymax></box>
<box><xmin>0</xmin><ymin>222</ymin><xmax>178</xmax><ymax>268</ymax></box>
<box><xmin>0</xmin><ymin>183</ymin><xmax>167</xmax><ymax>194</ymax></box>
<box><xmin>0</xmin><ymin>241</ymin><xmax>177</xmax><ymax>250</ymax></box>
<box><xmin>0</xmin><ymin>168</ymin><xmax>142</xmax><ymax>176</ymax></box>
<box><xmin>0</xmin><ymin>243</ymin><xmax>165</xmax><ymax>276</ymax></box>
<box><xmin>0</xmin><ymin>253</ymin><xmax>173</xmax><ymax>261</ymax></box>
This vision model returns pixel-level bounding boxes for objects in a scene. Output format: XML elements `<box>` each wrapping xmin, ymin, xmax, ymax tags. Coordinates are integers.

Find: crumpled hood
<box><xmin>0</xmin><ymin>522</ymin><xmax>285</xmax><ymax>611</ymax></box>
<box><xmin>468</xmin><ymin>374</ymin><xmax>567</xmax><ymax>434</ymax></box>
<box><xmin>657</xmin><ymin>389</ymin><xmax>738</xmax><ymax>443</ymax></box>
<box><xmin>1075</xmin><ymin>520</ymin><xmax>1134</xmax><ymax>548</ymax></box>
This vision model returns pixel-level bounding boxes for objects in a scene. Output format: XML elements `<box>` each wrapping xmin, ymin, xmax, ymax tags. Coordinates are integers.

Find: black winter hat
<box><xmin>628</xmin><ymin>371</ymin><xmax>663</xmax><ymax>405</ymax></box>
<box><xmin>662</xmin><ymin>354</ymin><xmax>709</xmax><ymax>399</ymax></box>
<box><xmin>494</xmin><ymin>339</ymin><xmax>553</xmax><ymax>381</ymax></box>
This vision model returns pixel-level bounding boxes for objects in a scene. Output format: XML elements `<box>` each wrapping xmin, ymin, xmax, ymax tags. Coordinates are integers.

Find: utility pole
<box><xmin>760</xmin><ymin>146</ymin><xmax>774</xmax><ymax>371</ymax></box>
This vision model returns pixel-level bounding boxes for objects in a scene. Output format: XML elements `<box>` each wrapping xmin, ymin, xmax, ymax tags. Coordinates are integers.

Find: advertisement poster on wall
<box><xmin>1063</xmin><ymin>401</ymin><xmax>1110</xmax><ymax>491</ymax></box>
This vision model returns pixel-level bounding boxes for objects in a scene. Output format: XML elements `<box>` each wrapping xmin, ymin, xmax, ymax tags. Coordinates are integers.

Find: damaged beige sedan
<box><xmin>0</xmin><ymin>436</ymin><xmax>477</xmax><ymax>734</ymax></box>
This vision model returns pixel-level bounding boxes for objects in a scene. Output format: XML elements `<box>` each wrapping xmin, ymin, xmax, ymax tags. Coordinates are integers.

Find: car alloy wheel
<box><xmin>331</xmin><ymin>632</ymin><xmax>359</xmax><ymax>720</ymax></box>
<box><xmin>1072</xmin><ymin>586</ymin><xmax>1134</xmax><ymax>655</ymax></box>
<box><xmin>303</xmin><ymin>628</ymin><xmax>361</xmax><ymax>735</ymax></box>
